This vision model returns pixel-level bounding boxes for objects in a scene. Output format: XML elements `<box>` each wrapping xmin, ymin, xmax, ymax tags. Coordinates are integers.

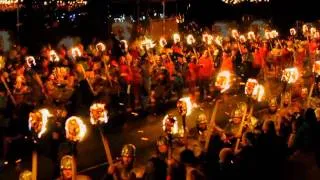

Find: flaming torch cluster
<box><xmin>141</xmin><ymin>37</ymin><xmax>156</xmax><ymax>50</ymax></box>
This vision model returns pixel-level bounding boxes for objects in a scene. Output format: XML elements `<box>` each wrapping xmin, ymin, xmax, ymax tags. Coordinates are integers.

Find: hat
<box><xmin>60</xmin><ymin>155</ymin><xmax>73</xmax><ymax>170</ymax></box>
<box><xmin>121</xmin><ymin>144</ymin><xmax>136</xmax><ymax>157</ymax></box>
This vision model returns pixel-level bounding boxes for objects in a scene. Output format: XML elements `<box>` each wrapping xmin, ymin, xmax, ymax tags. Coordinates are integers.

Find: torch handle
<box><xmin>80</xmin><ymin>64</ymin><xmax>96</xmax><ymax>96</ymax></box>
<box><xmin>204</xmin><ymin>100</ymin><xmax>219</xmax><ymax>152</ymax></box>
<box><xmin>307</xmin><ymin>82</ymin><xmax>315</xmax><ymax>107</ymax></box>
<box><xmin>1</xmin><ymin>76</ymin><xmax>17</xmax><ymax>106</ymax></box>
<box><xmin>72</xmin><ymin>155</ymin><xmax>77</xmax><ymax>180</ymax></box>
<box><xmin>103</xmin><ymin>60</ymin><xmax>113</xmax><ymax>87</ymax></box>
<box><xmin>31</xmin><ymin>150</ymin><xmax>37</xmax><ymax>180</ymax></box>
<box><xmin>99</xmin><ymin>128</ymin><xmax>118</xmax><ymax>180</ymax></box>
<box><xmin>234</xmin><ymin>103</ymin><xmax>250</xmax><ymax>152</ymax></box>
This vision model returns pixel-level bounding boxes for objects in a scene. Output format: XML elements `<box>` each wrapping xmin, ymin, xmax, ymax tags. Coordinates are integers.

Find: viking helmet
<box><xmin>121</xmin><ymin>144</ymin><xmax>136</xmax><ymax>157</ymax></box>
<box><xmin>196</xmin><ymin>113</ymin><xmax>208</xmax><ymax>125</ymax></box>
<box><xmin>19</xmin><ymin>170</ymin><xmax>32</xmax><ymax>180</ymax></box>
<box><xmin>60</xmin><ymin>155</ymin><xmax>73</xmax><ymax>170</ymax></box>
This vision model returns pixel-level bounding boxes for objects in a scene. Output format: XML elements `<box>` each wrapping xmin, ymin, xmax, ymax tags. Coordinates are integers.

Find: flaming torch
<box><xmin>29</xmin><ymin>109</ymin><xmax>53</xmax><ymax>180</ymax></box>
<box><xmin>65</xmin><ymin>116</ymin><xmax>87</xmax><ymax>180</ymax></box>
<box><xmin>159</xmin><ymin>37</ymin><xmax>167</xmax><ymax>48</ymax></box>
<box><xmin>290</xmin><ymin>28</ymin><xmax>297</xmax><ymax>36</ymax></box>
<box><xmin>162</xmin><ymin>114</ymin><xmax>179</xmax><ymax>178</ymax></box>
<box><xmin>186</xmin><ymin>34</ymin><xmax>198</xmax><ymax>60</ymax></box>
<box><xmin>70</xmin><ymin>47</ymin><xmax>82</xmax><ymax>59</ymax></box>
<box><xmin>232</xmin><ymin>29</ymin><xmax>239</xmax><ymax>39</ymax></box>
<box><xmin>49</xmin><ymin>50</ymin><xmax>60</xmax><ymax>62</ymax></box>
<box><xmin>173</xmin><ymin>33</ymin><xmax>181</xmax><ymax>44</ymax></box>
<box><xmin>202</xmin><ymin>33</ymin><xmax>213</xmax><ymax>45</ymax></box>
<box><xmin>281</xmin><ymin>67</ymin><xmax>299</xmax><ymax>108</ymax></box>
<box><xmin>96</xmin><ymin>42</ymin><xmax>106</xmax><ymax>52</ymax></box>
<box><xmin>308</xmin><ymin>61</ymin><xmax>320</xmax><ymax>106</ymax></box>
<box><xmin>89</xmin><ymin>103</ymin><xmax>117</xmax><ymax>180</ymax></box>
<box><xmin>141</xmin><ymin>37</ymin><xmax>156</xmax><ymax>51</ymax></box>
<box><xmin>247</xmin><ymin>31</ymin><xmax>256</xmax><ymax>41</ymax></box>
<box><xmin>215</xmin><ymin>71</ymin><xmax>231</xmax><ymax>93</ymax></box>
<box><xmin>177</xmin><ymin>97</ymin><xmax>195</xmax><ymax>139</ymax></box>
<box><xmin>25</xmin><ymin>56</ymin><xmax>36</xmax><ymax>68</ymax></box>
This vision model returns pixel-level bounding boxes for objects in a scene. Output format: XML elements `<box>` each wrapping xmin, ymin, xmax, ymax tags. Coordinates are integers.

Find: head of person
<box><xmin>196</xmin><ymin>113</ymin><xmax>208</xmax><ymax>131</ymax></box>
<box><xmin>156</xmin><ymin>136</ymin><xmax>169</xmax><ymax>154</ymax></box>
<box><xmin>60</xmin><ymin>155</ymin><xmax>73</xmax><ymax>180</ymax></box>
<box><xmin>219</xmin><ymin>148</ymin><xmax>234</xmax><ymax>165</ymax></box>
<box><xmin>121</xmin><ymin>144</ymin><xmax>136</xmax><ymax>167</ymax></box>
<box><xmin>268</xmin><ymin>97</ymin><xmax>278</xmax><ymax>113</ymax></box>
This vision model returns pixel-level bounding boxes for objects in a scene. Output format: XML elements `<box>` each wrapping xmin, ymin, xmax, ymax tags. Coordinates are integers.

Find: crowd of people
<box><xmin>1</xmin><ymin>23</ymin><xmax>320</xmax><ymax>180</ymax></box>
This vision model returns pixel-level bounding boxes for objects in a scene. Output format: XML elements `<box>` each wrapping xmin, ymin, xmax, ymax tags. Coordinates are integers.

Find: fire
<box><xmin>215</xmin><ymin>36</ymin><xmax>223</xmax><ymax>47</ymax></box>
<box><xmin>215</xmin><ymin>71</ymin><xmax>231</xmax><ymax>93</ymax></box>
<box><xmin>141</xmin><ymin>37</ymin><xmax>156</xmax><ymax>50</ymax></box>
<box><xmin>90</xmin><ymin>103</ymin><xmax>108</xmax><ymax>125</ymax></box>
<box><xmin>65</xmin><ymin>116</ymin><xmax>87</xmax><ymax>142</ymax></box>
<box><xmin>311</xmin><ymin>27</ymin><xmax>317</xmax><ymax>36</ymax></box>
<box><xmin>96</xmin><ymin>42</ymin><xmax>106</xmax><ymax>52</ymax></box>
<box><xmin>245</xmin><ymin>78</ymin><xmax>258</xmax><ymax>96</ymax></box>
<box><xmin>25</xmin><ymin>56</ymin><xmax>36</xmax><ymax>68</ymax></box>
<box><xmin>252</xmin><ymin>84</ymin><xmax>265</xmax><ymax>102</ymax></box>
<box><xmin>202</xmin><ymin>33</ymin><xmax>213</xmax><ymax>45</ymax></box>
<box><xmin>264</xmin><ymin>31</ymin><xmax>271</xmax><ymax>40</ymax></box>
<box><xmin>49</xmin><ymin>50</ymin><xmax>60</xmax><ymax>62</ymax></box>
<box><xmin>120</xmin><ymin>40</ymin><xmax>129</xmax><ymax>50</ymax></box>
<box><xmin>247</xmin><ymin>31</ymin><xmax>256</xmax><ymax>40</ymax></box>
<box><xmin>270</xmin><ymin>30</ymin><xmax>279</xmax><ymax>39</ymax></box>
<box><xmin>313</xmin><ymin>61</ymin><xmax>320</xmax><ymax>75</ymax></box>
<box><xmin>162</xmin><ymin>114</ymin><xmax>178</xmax><ymax>135</ymax></box>
<box><xmin>173</xmin><ymin>33</ymin><xmax>181</xmax><ymax>44</ymax></box>
<box><xmin>71</xmin><ymin>47</ymin><xmax>82</xmax><ymax>59</ymax></box>
<box><xmin>239</xmin><ymin>35</ymin><xmax>246</xmax><ymax>43</ymax></box>
<box><xmin>177</xmin><ymin>97</ymin><xmax>194</xmax><ymax>116</ymax></box>
<box><xmin>232</xmin><ymin>29</ymin><xmax>239</xmax><ymax>39</ymax></box>
<box><xmin>290</xmin><ymin>28</ymin><xmax>296</xmax><ymax>36</ymax></box>
<box><xmin>186</xmin><ymin>34</ymin><xmax>196</xmax><ymax>45</ymax></box>
<box><xmin>303</xmin><ymin>24</ymin><xmax>309</xmax><ymax>34</ymax></box>
<box><xmin>29</xmin><ymin>109</ymin><xmax>52</xmax><ymax>139</ymax></box>
<box><xmin>159</xmin><ymin>37</ymin><xmax>167</xmax><ymax>47</ymax></box>
<box><xmin>281</xmin><ymin>67</ymin><xmax>299</xmax><ymax>84</ymax></box>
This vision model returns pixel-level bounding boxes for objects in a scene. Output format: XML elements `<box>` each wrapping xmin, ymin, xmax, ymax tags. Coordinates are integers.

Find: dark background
<box><xmin>0</xmin><ymin>0</ymin><xmax>319</xmax><ymax>53</ymax></box>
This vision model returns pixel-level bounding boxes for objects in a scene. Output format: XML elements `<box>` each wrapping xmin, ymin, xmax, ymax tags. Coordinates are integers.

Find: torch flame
<box><xmin>177</xmin><ymin>97</ymin><xmax>194</xmax><ymax>116</ymax></box>
<box><xmin>252</xmin><ymin>84</ymin><xmax>265</xmax><ymax>102</ymax></box>
<box><xmin>120</xmin><ymin>40</ymin><xmax>129</xmax><ymax>50</ymax></box>
<box><xmin>96</xmin><ymin>42</ymin><xmax>106</xmax><ymax>52</ymax></box>
<box><xmin>49</xmin><ymin>50</ymin><xmax>60</xmax><ymax>62</ymax></box>
<box><xmin>245</xmin><ymin>78</ymin><xmax>258</xmax><ymax>96</ymax></box>
<box><xmin>232</xmin><ymin>29</ymin><xmax>239</xmax><ymax>39</ymax></box>
<box><xmin>303</xmin><ymin>24</ymin><xmax>309</xmax><ymax>34</ymax></box>
<box><xmin>173</xmin><ymin>33</ymin><xmax>181</xmax><ymax>44</ymax></box>
<box><xmin>162</xmin><ymin>114</ymin><xmax>179</xmax><ymax>135</ymax></box>
<box><xmin>186</xmin><ymin>34</ymin><xmax>196</xmax><ymax>45</ymax></box>
<box><xmin>313</xmin><ymin>61</ymin><xmax>320</xmax><ymax>75</ymax></box>
<box><xmin>281</xmin><ymin>67</ymin><xmax>299</xmax><ymax>84</ymax></box>
<box><xmin>247</xmin><ymin>31</ymin><xmax>256</xmax><ymax>40</ymax></box>
<box><xmin>65</xmin><ymin>116</ymin><xmax>87</xmax><ymax>142</ymax></box>
<box><xmin>290</xmin><ymin>28</ymin><xmax>296</xmax><ymax>36</ymax></box>
<box><xmin>28</xmin><ymin>109</ymin><xmax>52</xmax><ymax>139</ymax></box>
<box><xmin>271</xmin><ymin>30</ymin><xmax>279</xmax><ymax>39</ymax></box>
<box><xmin>311</xmin><ymin>27</ymin><xmax>317</xmax><ymax>36</ymax></box>
<box><xmin>239</xmin><ymin>35</ymin><xmax>246</xmax><ymax>43</ymax></box>
<box><xmin>25</xmin><ymin>56</ymin><xmax>36</xmax><ymax>68</ymax></box>
<box><xmin>214</xmin><ymin>36</ymin><xmax>223</xmax><ymax>47</ymax></box>
<box><xmin>71</xmin><ymin>47</ymin><xmax>82</xmax><ymax>59</ymax></box>
<box><xmin>264</xmin><ymin>31</ymin><xmax>271</xmax><ymax>40</ymax></box>
<box><xmin>90</xmin><ymin>103</ymin><xmax>108</xmax><ymax>125</ymax></box>
<box><xmin>202</xmin><ymin>33</ymin><xmax>213</xmax><ymax>45</ymax></box>
<box><xmin>141</xmin><ymin>37</ymin><xmax>156</xmax><ymax>50</ymax></box>
<box><xmin>215</xmin><ymin>71</ymin><xmax>231</xmax><ymax>93</ymax></box>
<box><xmin>159</xmin><ymin>37</ymin><xmax>167</xmax><ymax>48</ymax></box>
